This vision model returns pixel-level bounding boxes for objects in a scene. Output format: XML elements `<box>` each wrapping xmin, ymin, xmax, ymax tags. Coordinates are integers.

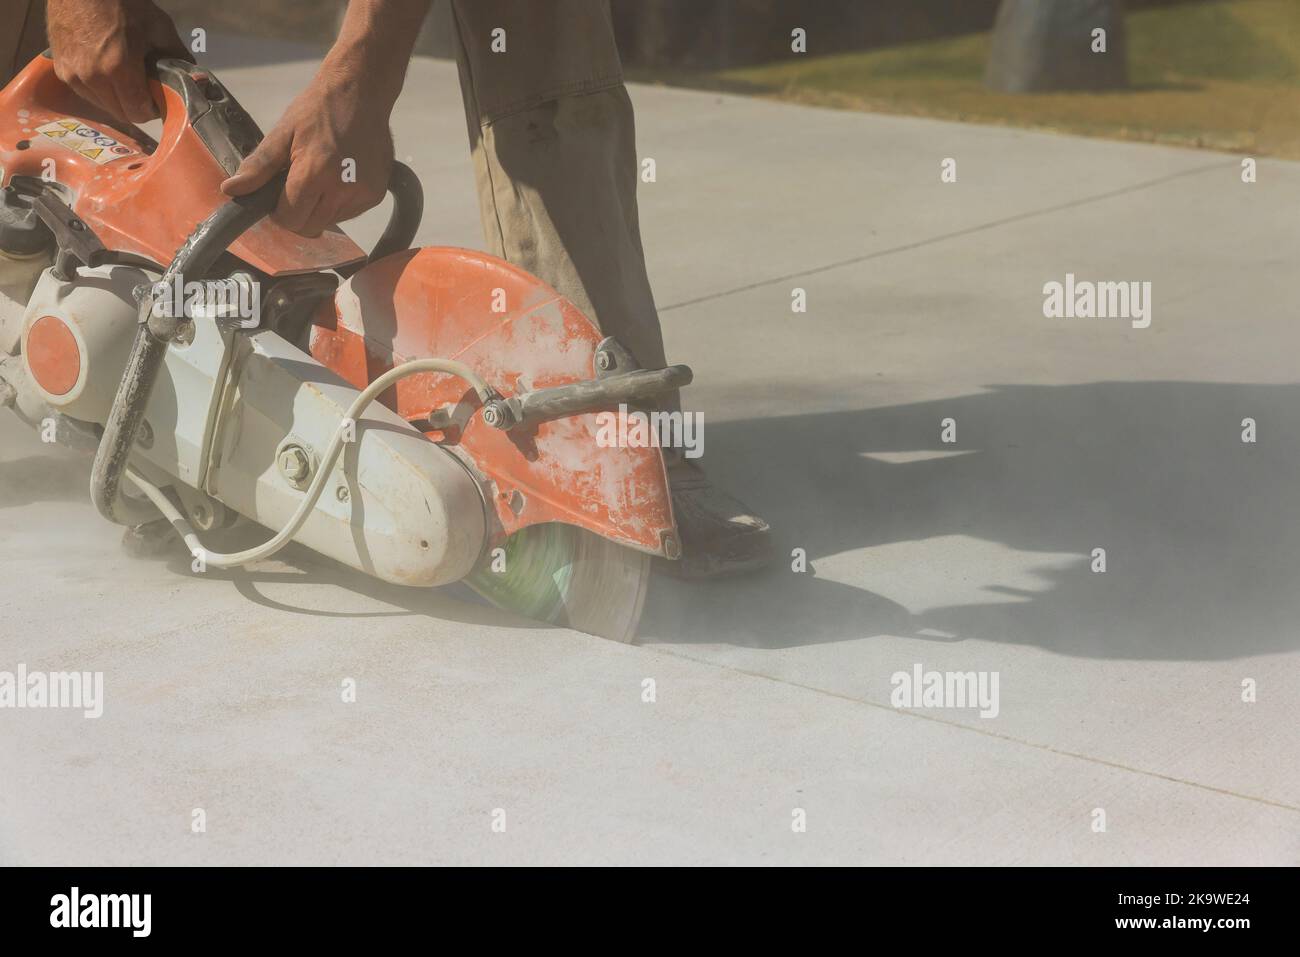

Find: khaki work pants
<box><xmin>1</xmin><ymin>0</ymin><xmax>672</xmax><ymax>398</ymax></box>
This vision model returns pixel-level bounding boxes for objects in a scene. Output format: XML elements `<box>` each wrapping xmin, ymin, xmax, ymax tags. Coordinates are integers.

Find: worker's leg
<box><xmin>448</xmin><ymin>0</ymin><xmax>671</xmax><ymax>404</ymax></box>
<box><xmin>0</xmin><ymin>0</ymin><xmax>46</xmax><ymax>87</ymax></box>
<box><xmin>448</xmin><ymin>0</ymin><xmax>771</xmax><ymax>577</ymax></box>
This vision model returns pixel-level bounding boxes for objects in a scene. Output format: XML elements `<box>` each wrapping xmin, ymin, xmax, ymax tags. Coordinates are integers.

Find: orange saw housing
<box><xmin>311</xmin><ymin>247</ymin><xmax>678</xmax><ymax>558</ymax></box>
<box><xmin>0</xmin><ymin>53</ymin><xmax>678</xmax><ymax>561</ymax></box>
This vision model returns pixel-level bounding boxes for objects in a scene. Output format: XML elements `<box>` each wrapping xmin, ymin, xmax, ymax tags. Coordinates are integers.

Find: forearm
<box><xmin>325</xmin><ymin>0</ymin><xmax>432</xmax><ymax>108</ymax></box>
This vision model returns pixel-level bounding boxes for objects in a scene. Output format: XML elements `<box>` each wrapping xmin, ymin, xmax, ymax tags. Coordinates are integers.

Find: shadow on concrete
<box><xmin>6</xmin><ymin>380</ymin><xmax>1295</xmax><ymax>659</ymax></box>
<box><xmin>155</xmin><ymin>526</ymin><xmax>527</xmax><ymax>630</ymax></box>
<box><xmin>640</xmin><ymin>381</ymin><xmax>1300</xmax><ymax>660</ymax></box>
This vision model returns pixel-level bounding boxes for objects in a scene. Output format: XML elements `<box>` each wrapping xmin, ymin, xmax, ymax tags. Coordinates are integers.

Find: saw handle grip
<box><xmin>144</xmin><ymin>58</ymin><xmax>423</xmax><ymax>261</ymax></box>
<box><xmin>367</xmin><ymin>161</ymin><xmax>424</xmax><ymax>265</ymax></box>
<box><xmin>148</xmin><ymin>58</ymin><xmax>423</xmax><ymax>264</ymax></box>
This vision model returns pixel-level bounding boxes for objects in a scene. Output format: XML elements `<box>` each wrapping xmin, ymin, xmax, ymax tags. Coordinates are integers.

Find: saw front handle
<box><xmin>89</xmin><ymin>156</ymin><xmax>424</xmax><ymax>527</ymax></box>
<box><xmin>145</xmin><ymin>58</ymin><xmax>424</xmax><ymax>268</ymax></box>
<box><xmin>91</xmin><ymin>171</ymin><xmax>287</xmax><ymax>525</ymax></box>
<box><xmin>480</xmin><ymin>337</ymin><xmax>693</xmax><ymax>431</ymax></box>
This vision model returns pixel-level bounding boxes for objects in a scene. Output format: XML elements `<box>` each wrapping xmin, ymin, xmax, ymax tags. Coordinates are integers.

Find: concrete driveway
<box><xmin>1</xmin><ymin>46</ymin><xmax>1297</xmax><ymax>865</ymax></box>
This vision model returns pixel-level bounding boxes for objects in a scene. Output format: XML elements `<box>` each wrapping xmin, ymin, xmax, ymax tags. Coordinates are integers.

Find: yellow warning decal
<box><xmin>34</xmin><ymin>119</ymin><xmax>139</xmax><ymax>166</ymax></box>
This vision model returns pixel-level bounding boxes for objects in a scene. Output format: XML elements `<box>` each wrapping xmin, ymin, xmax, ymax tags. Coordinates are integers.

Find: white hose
<box><xmin>124</xmin><ymin>357</ymin><xmax>493</xmax><ymax>569</ymax></box>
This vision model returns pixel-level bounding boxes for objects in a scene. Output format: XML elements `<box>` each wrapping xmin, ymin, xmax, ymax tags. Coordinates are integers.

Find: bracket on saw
<box><xmin>3</xmin><ymin>182</ymin><xmax>107</xmax><ymax>281</ymax></box>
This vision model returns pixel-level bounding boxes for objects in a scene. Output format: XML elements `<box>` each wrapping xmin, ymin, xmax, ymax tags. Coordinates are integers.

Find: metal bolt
<box><xmin>661</xmin><ymin>532</ymin><xmax>681</xmax><ymax>561</ymax></box>
<box><xmin>277</xmin><ymin>445</ymin><xmax>311</xmax><ymax>485</ymax></box>
<box><xmin>481</xmin><ymin>401</ymin><xmax>514</xmax><ymax>429</ymax></box>
<box><xmin>335</xmin><ymin>485</ymin><xmax>350</xmax><ymax>503</ymax></box>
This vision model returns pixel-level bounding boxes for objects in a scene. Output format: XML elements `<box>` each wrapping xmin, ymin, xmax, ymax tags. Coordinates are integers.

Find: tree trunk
<box><xmin>985</xmin><ymin>0</ymin><xmax>1128</xmax><ymax>93</ymax></box>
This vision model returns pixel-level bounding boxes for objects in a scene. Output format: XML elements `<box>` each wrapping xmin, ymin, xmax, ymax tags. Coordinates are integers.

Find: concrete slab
<box><xmin>1</xmin><ymin>53</ymin><xmax>1297</xmax><ymax>865</ymax></box>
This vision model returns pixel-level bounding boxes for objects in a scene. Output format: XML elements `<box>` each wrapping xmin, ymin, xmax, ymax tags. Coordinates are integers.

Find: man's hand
<box><xmin>220</xmin><ymin>61</ymin><xmax>394</xmax><ymax>238</ymax></box>
<box><xmin>46</xmin><ymin>0</ymin><xmax>188</xmax><ymax>125</ymax></box>
<box><xmin>221</xmin><ymin>0</ymin><xmax>430</xmax><ymax>237</ymax></box>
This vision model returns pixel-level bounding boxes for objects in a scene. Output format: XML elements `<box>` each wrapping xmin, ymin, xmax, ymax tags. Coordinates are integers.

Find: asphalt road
<box><xmin>1</xmin><ymin>47</ymin><xmax>1297</xmax><ymax>864</ymax></box>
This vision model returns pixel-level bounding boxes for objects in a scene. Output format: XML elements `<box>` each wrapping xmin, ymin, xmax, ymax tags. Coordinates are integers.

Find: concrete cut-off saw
<box><xmin>0</xmin><ymin>55</ymin><xmax>692</xmax><ymax>641</ymax></box>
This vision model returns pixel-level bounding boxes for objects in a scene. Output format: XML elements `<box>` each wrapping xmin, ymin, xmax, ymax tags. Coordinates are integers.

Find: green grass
<box><xmin>674</xmin><ymin>0</ymin><xmax>1300</xmax><ymax>158</ymax></box>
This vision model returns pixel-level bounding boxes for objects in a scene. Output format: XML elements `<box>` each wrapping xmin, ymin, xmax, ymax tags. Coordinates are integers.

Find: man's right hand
<box><xmin>46</xmin><ymin>0</ymin><xmax>189</xmax><ymax>125</ymax></box>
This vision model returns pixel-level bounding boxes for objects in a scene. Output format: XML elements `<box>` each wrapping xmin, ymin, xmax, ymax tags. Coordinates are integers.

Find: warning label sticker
<box><xmin>34</xmin><ymin>119</ymin><xmax>139</xmax><ymax>166</ymax></box>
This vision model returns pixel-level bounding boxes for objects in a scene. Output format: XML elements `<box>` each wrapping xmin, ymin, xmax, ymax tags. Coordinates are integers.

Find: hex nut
<box><xmin>277</xmin><ymin>445</ymin><xmax>312</xmax><ymax>486</ymax></box>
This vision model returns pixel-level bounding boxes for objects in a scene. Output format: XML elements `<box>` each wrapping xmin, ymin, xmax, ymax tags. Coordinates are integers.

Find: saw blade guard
<box><xmin>309</xmin><ymin>246</ymin><xmax>682</xmax><ymax>562</ymax></box>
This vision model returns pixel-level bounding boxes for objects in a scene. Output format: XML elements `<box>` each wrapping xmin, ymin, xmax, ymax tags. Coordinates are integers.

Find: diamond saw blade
<box><xmin>465</xmin><ymin>523</ymin><xmax>652</xmax><ymax>643</ymax></box>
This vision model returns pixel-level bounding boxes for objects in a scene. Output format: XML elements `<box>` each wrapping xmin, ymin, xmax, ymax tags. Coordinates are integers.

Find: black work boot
<box><xmin>663</xmin><ymin>453</ymin><xmax>773</xmax><ymax>579</ymax></box>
